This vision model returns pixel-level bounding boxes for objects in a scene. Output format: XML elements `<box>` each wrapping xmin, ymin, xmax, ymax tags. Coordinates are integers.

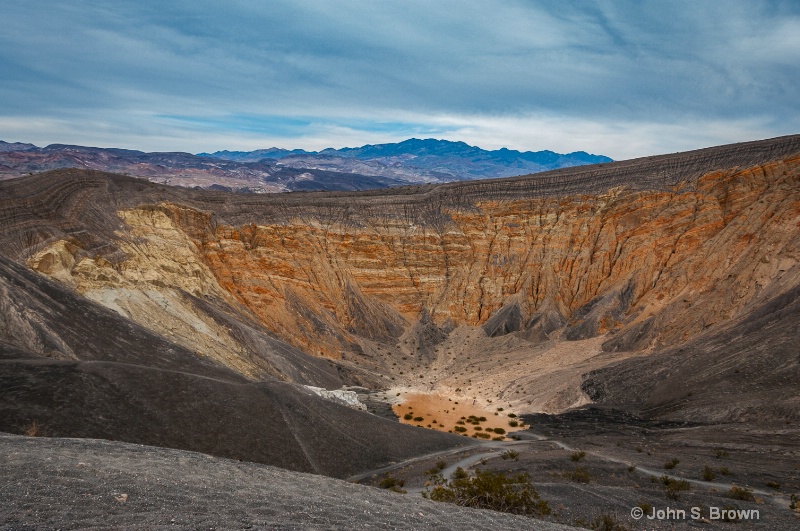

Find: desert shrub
<box><xmin>23</xmin><ymin>420</ymin><xmax>42</xmax><ymax>437</ymax></box>
<box><xmin>728</xmin><ymin>485</ymin><xmax>755</xmax><ymax>501</ymax></box>
<box><xmin>454</xmin><ymin>426</ymin><xmax>467</xmax><ymax>433</ymax></box>
<box><xmin>449</xmin><ymin>467</ymin><xmax>469</xmax><ymax>480</ymax></box>
<box><xmin>403</xmin><ymin>413</ymin><xmax>413</xmax><ymax>420</ymax></box>
<box><xmin>436</xmin><ymin>459</ymin><xmax>447</xmax><ymax>470</ymax></box>
<box><xmin>474</xmin><ymin>432</ymin><xmax>491</xmax><ymax>439</ymax></box>
<box><xmin>493</xmin><ymin>427</ymin><xmax>506</xmax><ymax>435</ymax></box>
<box><xmin>766</xmin><ymin>481</ymin><xmax>780</xmax><ymax>490</ymax></box>
<box><xmin>590</xmin><ymin>513</ymin><xmax>631</xmax><ymax>531</ymax></box>
<box><xmin>637</xmin><ymin>502</ymin><xmax>653</xmax><ymax>515</ymax></box>
<box><xmin>428</xmin><ymin>468</ymin><xmax>550</xmax><ymax>516</ymax></box>
<box><xmin>564</xmin><ymin>466</ymin><xmax>591</xmax><ymax>483</ymax></box>
<box><xmin>413</xmin><ymin>416</ymin><xmax>424</xmax><ymax>422</ymax></box>
<box><xmin>508</xmin><ymin>413</ymin><xmax>517</xmax><ymax>418</ymax></box>
<box><xmin>500</xmin><ymin>450</ymin><xmax>519</xmax><ymax>461</ymax></box>
<box><xmin>790</xmin><ymin>494</ymin><xmax>798</xmax><ymax>510</ymax></box>
<box><xmin>660</xmin><ymin>476</ymin><xmax>690</xmax><ymax>500</ymax></box>
<box><xmin>571</xmin><ymin>451</ymin><xmax>586</xmax><ymax>462</ymax></box>
<box><xmin>702</xmin><ymin>465</ymin><xmax>716</xmax><ymax>481</ymax></box>
<box><xmin>508</xmin><ymin>420</ymin><xmax>519</xmax><ymax>427</ymax></box>
<box><xmin>714</xmin><ymin>449</ymin><xmax>730</xmax><ymax>459</ymax></box>
<box><xmin>663</xmin><ymin>458</ymin><xmax>680</xmax><ymax>470</ymax></box>
<box><xmin>492</xmin><ymin>436</ymin><xmax>505</xmax><ymax>441</ymax></box>
<box><xmin>426</xmin><ymin>466</ymin><xmax>444</xmax><ymax>477</ymax></box>
<box><xmin>456</xmin><ymin>420</ymin><xmax>465</xmax><ymax>425</ymax></box>
<box><xmin>718</xmin><ymin>467</ymin><xmax>731</xmax><ymax>476</ymax></box>
<box><xmin>379</xmin><ymin>474</ymin><xmax>406</xmax><ymax>493</ymax></box>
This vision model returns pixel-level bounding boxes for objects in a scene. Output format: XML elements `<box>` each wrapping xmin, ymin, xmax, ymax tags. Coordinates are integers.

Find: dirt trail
<box><xmin>353</xmin><ymin>428</ymin><xmax>794</xmax><ymax>510</ymax></box>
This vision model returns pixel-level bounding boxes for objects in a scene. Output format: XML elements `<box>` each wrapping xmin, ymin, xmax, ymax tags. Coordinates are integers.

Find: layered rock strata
<box><xmin>120</xmin><ymin>154</ymin><xmax>800</xmax><ymax>361</ymax></box>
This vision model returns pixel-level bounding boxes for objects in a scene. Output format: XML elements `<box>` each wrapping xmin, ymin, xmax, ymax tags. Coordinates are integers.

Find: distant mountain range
<box><xmin>200</xmin><ymin>138</ymin><xmax>612</xmax><ymax>180</ymax></box>
<box><xmin>0</xmin><ymin>138</ymin><xmax>611</xmax><ymax>193</ymax></box>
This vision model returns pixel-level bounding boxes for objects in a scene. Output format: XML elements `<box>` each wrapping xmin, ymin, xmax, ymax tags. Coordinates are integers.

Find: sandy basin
<box><xmin>392</xmin><ymin>391</ymin><xmax>526</xmax><ymax>440</ymax></box>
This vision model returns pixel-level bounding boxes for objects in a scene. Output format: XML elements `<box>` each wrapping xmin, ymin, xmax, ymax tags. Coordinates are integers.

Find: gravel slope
<box><xmin>0</xmin><ymin>434</ymin><xmax>576</xmax><ymax>530</ymax></box>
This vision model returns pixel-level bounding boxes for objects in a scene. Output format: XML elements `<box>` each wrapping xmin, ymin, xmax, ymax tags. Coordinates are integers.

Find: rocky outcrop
<box><xmin>305</xmin><ymin>386</ymin><xmax>366</xmax><ymax>410</ymax></box>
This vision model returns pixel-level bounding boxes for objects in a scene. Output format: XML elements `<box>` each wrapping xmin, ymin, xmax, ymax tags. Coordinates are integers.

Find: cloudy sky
<box><xmin>2</xmin><ymin>1</ymin><xmax>798</xmax><ymax>159</ymax></box>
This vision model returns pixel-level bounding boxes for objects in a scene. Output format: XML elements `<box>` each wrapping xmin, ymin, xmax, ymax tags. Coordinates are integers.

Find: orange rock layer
<box><xmin>157</xmin><ymin>158</ymin><xmax>800</xmax><ymax>358</ymax></box>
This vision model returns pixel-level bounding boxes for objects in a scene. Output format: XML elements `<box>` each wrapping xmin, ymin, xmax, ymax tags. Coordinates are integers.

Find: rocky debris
<box><xmin>582</xmin><ymin>282</ymin><xmax>800</xmax><ymax>423</ymax></box>
<box><xmin>351</xmin><ymin>388</ymin><xmax>402</xmax><ymax>421</ymax></box>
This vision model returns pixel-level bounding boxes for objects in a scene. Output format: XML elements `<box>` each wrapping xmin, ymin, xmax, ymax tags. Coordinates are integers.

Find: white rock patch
<box><xmin>305</xmin><ymin>386</ymin><xmax>366</xmax><ymax>411</ymax></box>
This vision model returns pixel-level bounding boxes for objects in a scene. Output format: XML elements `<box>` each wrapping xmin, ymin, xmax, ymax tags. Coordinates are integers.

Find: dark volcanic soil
<box><xmin>356</xmin><ymin>407</ymin><xmax>800</xmax><ymax>530</ymax></box>
<box><xmin>0</xmin><ymin>433</ymin><xmax>576</xmax><ymax>530</ymax></box>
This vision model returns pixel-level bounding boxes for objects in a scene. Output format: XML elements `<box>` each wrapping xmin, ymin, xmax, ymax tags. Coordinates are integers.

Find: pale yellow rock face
<box><xmin>28</xmin><ymin>206</ymin><xmax>257</xmax><ymax>377</ymax></box>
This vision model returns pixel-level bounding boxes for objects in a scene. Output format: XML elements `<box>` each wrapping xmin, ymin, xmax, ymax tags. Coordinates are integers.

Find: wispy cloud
<box><xmin>1</xmin><ymin>1</ymin><xmax>797</xmax><ymax>157</ymax></box>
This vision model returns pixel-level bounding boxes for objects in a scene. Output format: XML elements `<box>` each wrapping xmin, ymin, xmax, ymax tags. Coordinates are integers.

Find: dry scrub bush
<box><xmin>23</xmin><ymin>420</ymin><xmax>42</xmax><ymax>437</ymax></box>
<box><xmin>660</xmin><ymin>476</ymin><xmax>690</xmax><ymax>501</ymax></box>
<box><xmin>564</xmin><ymin>466</ymin><xmax>591</xmax><ymax>483</ymax></box>
<box><xmin>728</xmin><ymin>485</ymin><xmax>755</xmax><ymax>501</ymax></box>
<box><xmin>379</xmin><ymin>474</ymin><xmax>406</xmax><ymax>494</ymax></box>
<box><xmin>426</xmin><ymin>468</ymin><xmax>550</xmax><ymax>516</ymax></box>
